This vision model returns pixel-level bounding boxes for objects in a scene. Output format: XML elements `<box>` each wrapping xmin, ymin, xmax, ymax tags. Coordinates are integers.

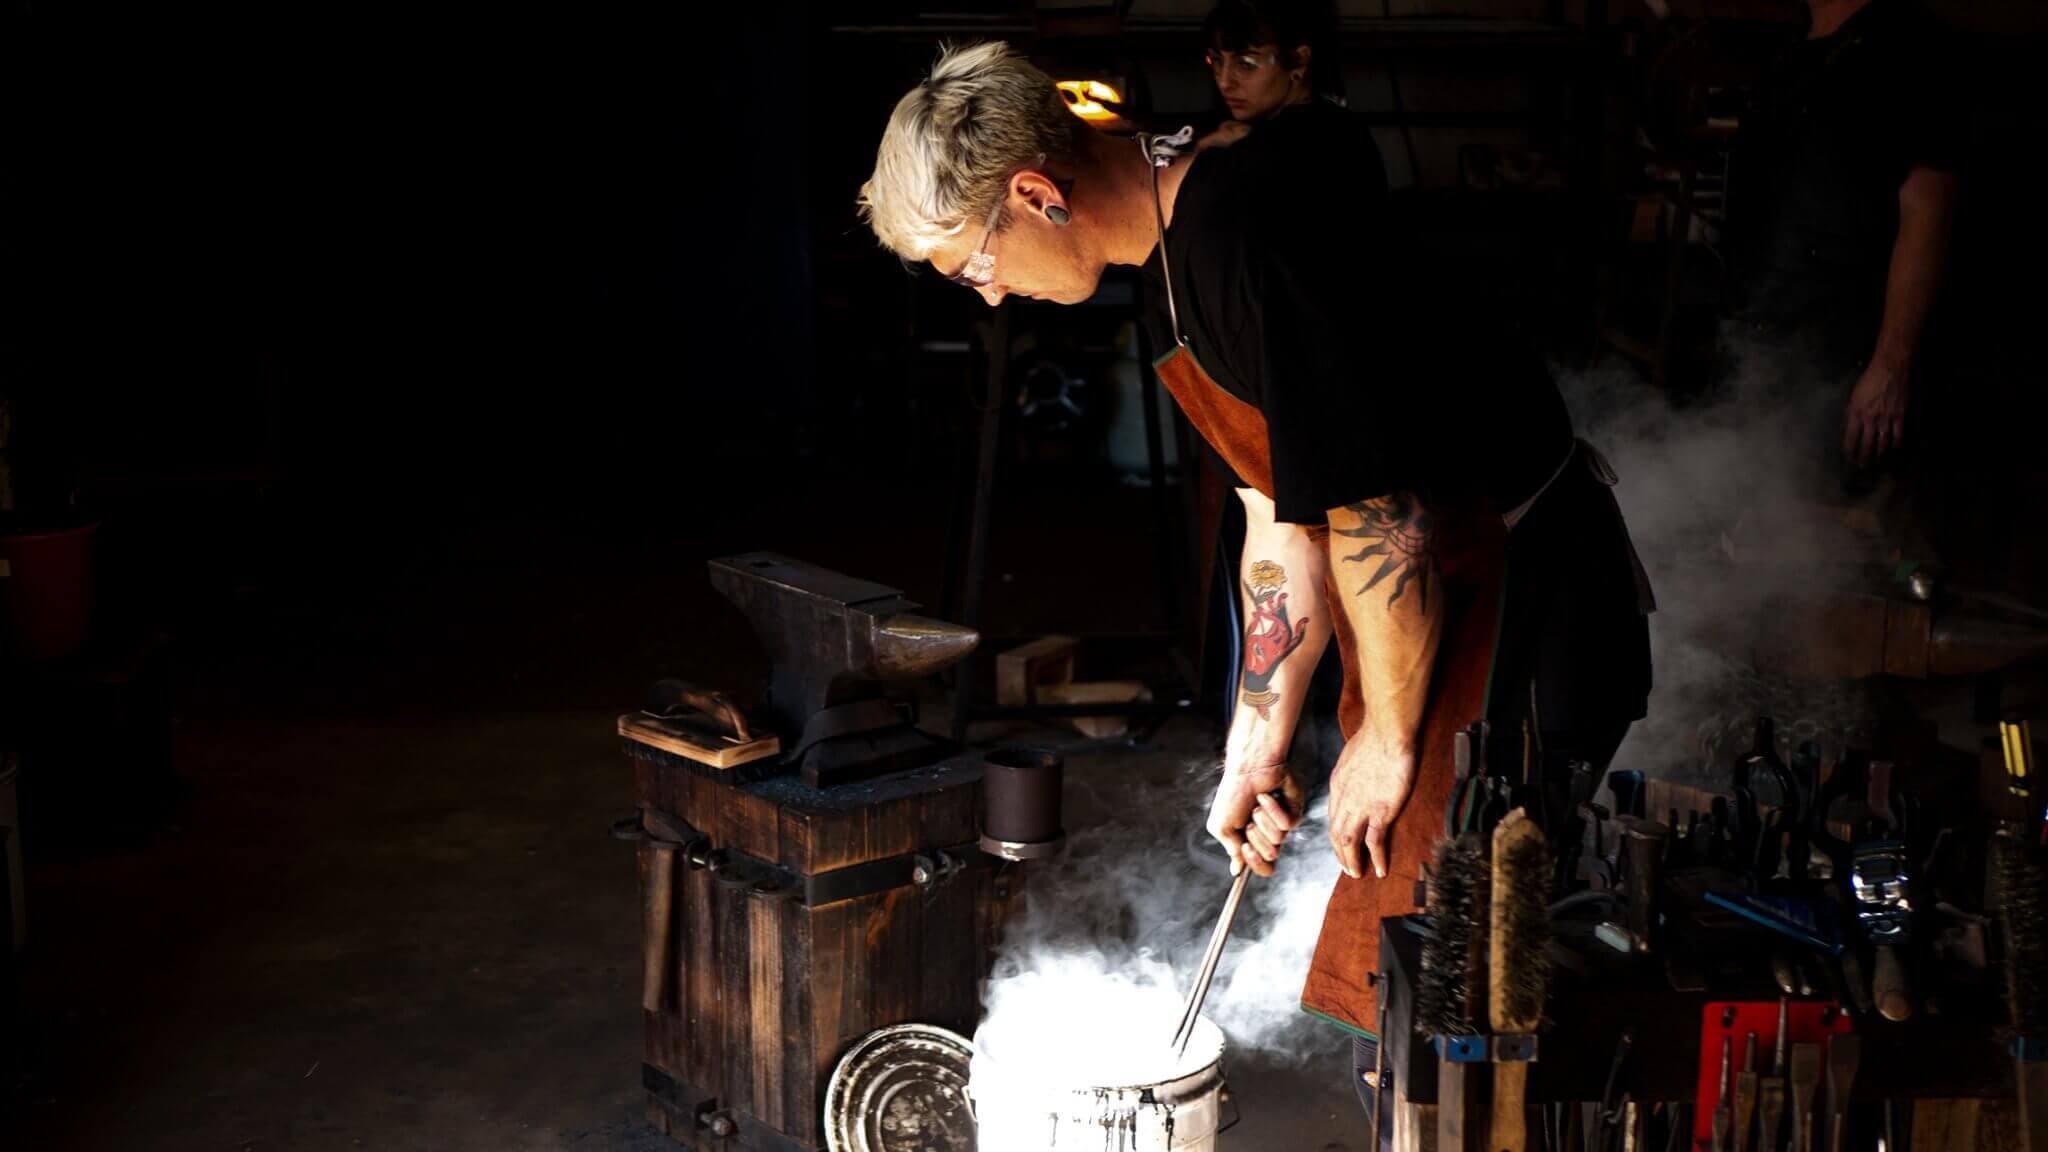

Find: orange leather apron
<box><xmin>1141</xmin><ymin>129</ymin><xmax>1506</xmax><ymax>1035</ymax></box>
<box><xmin>1153</xmin><ymin>342</ymin><xmax>1507</xmax><ymax>1037</ymax></box>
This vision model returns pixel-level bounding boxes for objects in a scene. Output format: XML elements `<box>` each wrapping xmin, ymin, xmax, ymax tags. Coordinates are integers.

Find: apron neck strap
<box><xmin>1138</xmin><ymin>129</ymin><xmax>1194</xmax><ymax>350</ymax></box>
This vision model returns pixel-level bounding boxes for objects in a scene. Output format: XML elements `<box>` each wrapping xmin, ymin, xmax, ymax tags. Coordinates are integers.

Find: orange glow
<box><xmin>1056</xmin><ymin>79</ymin><xmax>1124</xmax><ymax>124</ymax></box>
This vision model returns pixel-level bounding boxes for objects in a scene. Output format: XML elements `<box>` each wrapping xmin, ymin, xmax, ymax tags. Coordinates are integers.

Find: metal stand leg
<box><xmin>951</xmin><ymin>308</ymin><xmax>1010</xmax><ymax>743</ymax></box>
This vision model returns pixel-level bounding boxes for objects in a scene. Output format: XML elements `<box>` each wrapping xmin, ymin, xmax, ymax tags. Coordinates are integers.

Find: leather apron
<box><xmin>1145</xmin><ymin>134</ymin><xmax>1507</xmax><ymax>1037</ymax></box>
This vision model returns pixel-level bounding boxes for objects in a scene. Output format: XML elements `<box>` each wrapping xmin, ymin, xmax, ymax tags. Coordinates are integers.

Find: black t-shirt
<box><xmin>1153</xmin><ymin>101</ymin><xmax>1573</xmax><ymax>525</ymax></box>
<box><xmin>1729</xmin><ymin>0</ymin><xmax>1963</xmax><ymax>333</ymax></box>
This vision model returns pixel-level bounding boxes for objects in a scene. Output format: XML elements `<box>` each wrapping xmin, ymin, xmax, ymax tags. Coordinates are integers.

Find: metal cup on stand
<box><xmin>980</xmin><ymin>746</ymin><xmax>1066</xmax><ymax>861</ymax></box>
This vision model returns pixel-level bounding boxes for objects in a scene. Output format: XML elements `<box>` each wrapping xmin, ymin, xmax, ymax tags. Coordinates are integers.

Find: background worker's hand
<box><xmin>1196</xmin><ymin>120</ymin><xmax>1251</xmax><ymax>152</ymax></box>
<box><xmin>1207</xmin><ymin>763</ymin><xmax>1297</xmax><ymax>878</ymax></box>
<box><xmin>1844</xmin><ymin>358</ymin><xmax>1909</xmax><ymax>467</ymax></box>
<box><xmin>1325</xmin><ymin>731</ymin><xmax>1417</xmax><ymax>880</ymax></box>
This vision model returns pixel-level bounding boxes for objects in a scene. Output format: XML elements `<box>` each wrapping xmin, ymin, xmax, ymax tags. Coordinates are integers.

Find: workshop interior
<box><xmin>7</xmin><ymin>1</ymin><xmax>2048</xmax><ymax>1150</ymax></box>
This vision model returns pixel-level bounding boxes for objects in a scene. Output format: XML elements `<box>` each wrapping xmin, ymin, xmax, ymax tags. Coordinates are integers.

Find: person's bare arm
<box><xmin>1845</xmin><ymin>165</ymin><xmax>1958</xmax><ymax>466</ymax></box>
<box><xmin>1324</xmin><ymin>492</ymin><xmax>1444</xmax><ymax>879</ymax></box>
<box><xmin>1206</xmin><ymin>487</ymin><xmax>1333</xmax><ymax>876</ymax></box>
<box><xmin>1196</xmin><ymin>120</ymin><xmax>1251</xmax><ymax>151</ymax></box>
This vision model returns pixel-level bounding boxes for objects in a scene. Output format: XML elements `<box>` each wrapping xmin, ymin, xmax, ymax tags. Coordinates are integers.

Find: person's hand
<box><xmin>1326</xmin><ymin>731</ymin><xmax>1418</xmax><ymax>880</ymax></box>
<box><xmin>1207</xmin><ymin>764</ymin><xmax>1297</xmax><ymax>878</ymax></box>
<box><xmin>1196</xmin><ymin>120</ymin><xmax>1251</xmax><ymax>152</ymax></box>
<box><xmin>1844</xmin><ymin>358</ymin><xmax>1909</xmax><ymax>468</ymax></box>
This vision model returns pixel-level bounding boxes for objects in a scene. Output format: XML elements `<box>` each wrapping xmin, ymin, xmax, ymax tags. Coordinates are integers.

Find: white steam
<box><xmin>1563</xmin><ymin>332</ymin><xmax>1885</xmax><ymax>785</ymax></box>
<box><xmin>973</xmin><ymin>333</ymin><xmax>1887</xmax><ymax>1089</ymax></box>
<box><xmin>977</xmin><ymin>759</ymin><xmax>1345</xmax><ymax>1084</ymax></box>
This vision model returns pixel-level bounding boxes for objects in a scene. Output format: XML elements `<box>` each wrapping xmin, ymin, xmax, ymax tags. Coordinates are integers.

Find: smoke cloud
<box><xmin>1562</xmin><ymin>332</ymin><xmax>1885</xmax><ymax>785</ymax></box>
<box><xmin>974</xmin><ymin>332</ymin><xmax>1889</xmax><ymax>1085</ymax></box>
<box><xmin>977</xmin><ymin>757</ymin><xmax>1345</xmax><ymax>1083</ymax></box>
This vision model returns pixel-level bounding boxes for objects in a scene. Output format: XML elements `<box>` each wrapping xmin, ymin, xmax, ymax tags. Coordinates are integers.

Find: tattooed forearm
<box><xmin>1240</xmin><ymin>560</ymin><xmax>1310</xmax><ymax>720</ymax></box>
<box><xmin>1330</xmin><ymin>493</ymin><xmax>1435</xmax><ymax>611</ymax></box>
<box><xmin>1226</xmin><ymin>489</ymin><xmax>1335</xmax><ymax>776</ymax></box>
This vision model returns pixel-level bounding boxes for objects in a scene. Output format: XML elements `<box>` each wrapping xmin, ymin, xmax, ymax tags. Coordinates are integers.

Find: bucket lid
<box><xmin>824</xmin><ymin>1023</ymin><xmax>976</xmax><ymax>1152</ymax></box>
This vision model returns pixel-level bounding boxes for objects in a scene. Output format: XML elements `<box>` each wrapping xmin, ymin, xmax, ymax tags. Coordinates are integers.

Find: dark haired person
<box><xmin>1194</xmin><ymin>0</ymin><xmax>1386</xmax><ymax>230</ymax></box>
<box><xmin>860</xmin><ymin>44</ymin><xmax>1652</xmax><ymax>1139</ymax></box>
<box><xmin>1728</xmin><ymin>0</ymin><xmax>1961</xmax><ymax>475</ymax></box>
<box><xmin>1204</xmin><ymin>0</ymin><xmax>1345</xmax><ymax>122</ymax></box>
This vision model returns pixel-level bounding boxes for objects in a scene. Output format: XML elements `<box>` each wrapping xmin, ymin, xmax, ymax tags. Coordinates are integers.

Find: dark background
<box><xmin>10</xmin><ymin>2</ymin><xmax>2046</xmax><ymax>651</ymax></box>
<box><xmin>5</xmin><ymin>2</ymin><xmax>2048</xmax><ymax>1148</ymax></box>
<box><xmin>14</xmin><ymin>5</ymin><xmax>835</xmax><ymax>608</ymax></box>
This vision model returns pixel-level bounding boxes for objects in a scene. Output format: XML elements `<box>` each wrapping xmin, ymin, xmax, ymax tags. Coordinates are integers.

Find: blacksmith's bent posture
<box><xmin>858</xmin><ymin>42</ymin><xmax>1654</xmax><ymax>1129</ymax></box>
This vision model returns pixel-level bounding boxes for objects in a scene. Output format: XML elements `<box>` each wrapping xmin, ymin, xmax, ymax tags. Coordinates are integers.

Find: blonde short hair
<box><xmin>858</xmin><ymin>41</ymin><xmax>1079</xmax><ymax>261</ymax></box>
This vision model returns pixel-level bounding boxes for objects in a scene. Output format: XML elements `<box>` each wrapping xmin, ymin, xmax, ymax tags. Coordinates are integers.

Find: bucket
<box><xmin>0</xmin><ymin>521</ymin><xmax>97</xmax><ymax>665</ymax></box>
<box><xmin>967</xmin><ymin>1016</ymin><xmax>1231</xmax><ymax>1152</ymax></box>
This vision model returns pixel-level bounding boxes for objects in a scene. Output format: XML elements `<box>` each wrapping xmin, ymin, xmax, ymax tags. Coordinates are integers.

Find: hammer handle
<box><xmin>646</xmin><ymin>679</ymin><xmax>750</xmax><ymax>741</ymax></box>
<box><xmin>641</xmin><ymin>843</ymin><xmax>676</xmax><ymax>1013</ymax></box>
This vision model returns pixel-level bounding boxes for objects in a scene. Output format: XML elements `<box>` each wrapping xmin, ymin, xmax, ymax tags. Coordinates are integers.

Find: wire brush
<box><xmin>1420</xmin><ymin>831</ymin><xmax>1490</xmax><ymax>1037</ymax></box>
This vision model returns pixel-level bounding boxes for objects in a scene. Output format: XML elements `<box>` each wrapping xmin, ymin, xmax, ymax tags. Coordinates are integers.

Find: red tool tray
<box><xmin>1693</xmin><ymin>1000</ymin><xmax>1854</xmax><ymax>1148</ymax></box>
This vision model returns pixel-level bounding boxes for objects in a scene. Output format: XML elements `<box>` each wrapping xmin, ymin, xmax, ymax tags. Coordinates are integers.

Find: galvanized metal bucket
<box><xmin>967</xmin><ymin>1017</ymin><xmax>1232</xmax><ymax>1152</ymax></box>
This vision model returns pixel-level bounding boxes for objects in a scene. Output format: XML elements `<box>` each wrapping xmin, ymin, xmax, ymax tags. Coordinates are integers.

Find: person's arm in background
<box><xmin>1844</xmin><ymin>165</ymin><xmax>1958</xmax><ymax>466</ymax></box>
<box><xmin>1197</xmin><ymin>120</ymin><xmax>1252</xmax><ymax>151</ymax></box>
<box><xmin>1324</xmin><ymin>493</ymin><xmax>1443</xmax><ymax>879</ymax></box>
<box><xmin>1206</xmin><ymin>486</ymin><xmax>1332</xmax><ymax>877</ymax></box>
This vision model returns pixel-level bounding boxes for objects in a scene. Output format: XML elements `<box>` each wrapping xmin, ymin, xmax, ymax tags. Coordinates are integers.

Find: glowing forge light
<box><xmin>1056</xmin><ymin>79</ymin><xmax>1124</xmax><ymax>123</ymax></box>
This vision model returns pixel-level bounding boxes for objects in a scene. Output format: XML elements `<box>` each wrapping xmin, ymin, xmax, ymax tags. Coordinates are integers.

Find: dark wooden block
<box><xmin>626</xmin><ymin>732</ymin><xmax>1020</xmax><ymax>1150</ymax></box>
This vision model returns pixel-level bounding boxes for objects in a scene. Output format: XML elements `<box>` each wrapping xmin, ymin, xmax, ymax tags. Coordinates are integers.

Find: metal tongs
<box><xmin>1171</xmin><ymin>790</ymin><xmax>1284</xmax><ymax>1057</ymax></box>
<box><xmin>1171</xmin><ymin>862</ymin><xmax>1252</xmax><ymax>1057</ymax></box>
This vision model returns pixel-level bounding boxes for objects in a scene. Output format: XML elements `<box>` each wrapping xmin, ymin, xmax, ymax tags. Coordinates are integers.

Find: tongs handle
<box><xmin>644</xmin><ymin>678</ymin><xmax>751</xmax><ymax>742</ymax></box>
<box><xmin>1171</xmin><ymin>790</ymin><xmax>1286</xmax><ymax>1056</ymax></box>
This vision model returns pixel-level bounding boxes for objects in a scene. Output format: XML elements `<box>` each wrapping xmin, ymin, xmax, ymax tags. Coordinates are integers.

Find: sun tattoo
<box><xmin>1240</xmin><ymin>560</ymin><xmax>1311</xmax><ymax>721</ymax></box>
<box><xmin>1332</xmin><ymin>494</ymin><xmax>1434</xmax><ymax>611</ymax></box>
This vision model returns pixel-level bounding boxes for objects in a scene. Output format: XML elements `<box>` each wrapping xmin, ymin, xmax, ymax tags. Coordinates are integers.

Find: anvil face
<box><xmin>707</xmin><ymin>552</ymin><xmax>979</xmax><ymax>734</ymax></box>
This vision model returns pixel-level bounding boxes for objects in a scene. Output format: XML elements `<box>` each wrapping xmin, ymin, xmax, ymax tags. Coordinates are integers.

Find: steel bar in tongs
<box><xmin>1172</xmin><ymin>790</ymin><xmax>1289</xmax><ymax>1056</ymax></box>
<box><xmin>1172</xmin><ymin>865</ymin><xmax>1251</xmax><ymax>1058</ymax></box>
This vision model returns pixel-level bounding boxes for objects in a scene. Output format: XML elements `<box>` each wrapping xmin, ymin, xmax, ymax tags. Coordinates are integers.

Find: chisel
<box><xmin>1791</xmin><ymin>1043</ymin><xmax>1821</xmax><ymax>1152</ymax></box>
<box><xmin>1758</xmin><ymin>999</ymin><xmax>1789</xmax><ymax>1152</ymax></box>
<box><xmin>1712</xmin><ymin>1035</ymin><xmax>1733</xmax><ymax>1152</ymax></box>
<box><xmin>1826</xmin><ymin>1033</ymin><xmax>1860</xmax><ymax>1152</ymax></box>
<box><xmin>1734</xmin><ymin>1032</ymin><xmax>1759</xmax><ymax>1152</ymax></box>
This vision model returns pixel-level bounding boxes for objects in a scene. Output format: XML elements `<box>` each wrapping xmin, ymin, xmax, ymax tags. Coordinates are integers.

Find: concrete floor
<box><xmin>9</xmin><ymin>473</ymin><xmax>2038</xmax><ymax>1149</ymax></box>
<box><xmin>12</xmin><ymin>698</ymin><xmax>663</xmax><ymax>1150</ymax></box>
<box><xmin>8</xmin><ymin>438</ymin><xmax>2040</xmax><ymax>1151</ymax></box>
<box><xmin>2</xmin><ymin>506</ymin><xmax>1363</xmax><ymax>1151</ymax></box>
